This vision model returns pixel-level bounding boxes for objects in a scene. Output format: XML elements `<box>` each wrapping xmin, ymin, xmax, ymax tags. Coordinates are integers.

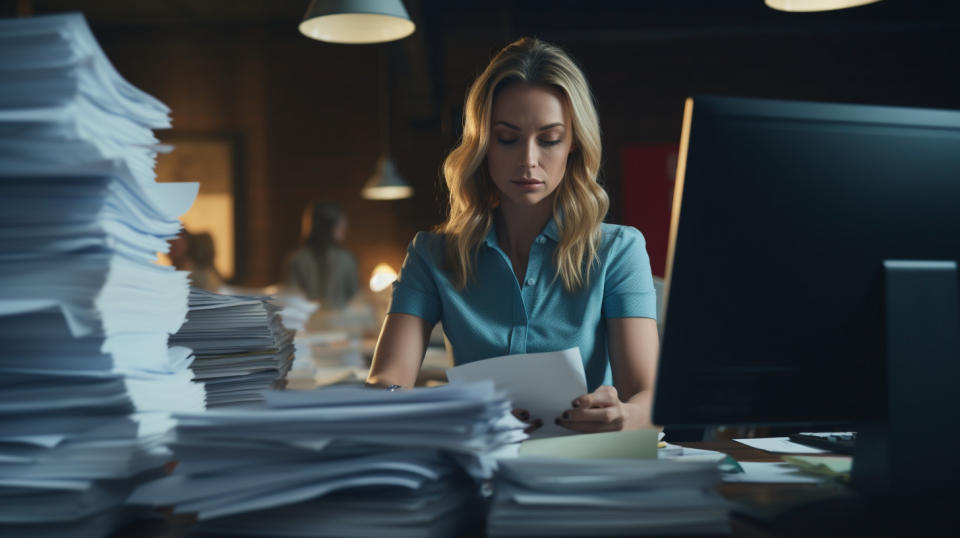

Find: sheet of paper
<box><xmin>518</xmin><ymin>429</ymin><xmax>658</xmax><ymax>459</ymax></box>
<box><xmin>734</xmin><ymin>437</ymin><xmax>829</xmax><ymax>454</ymax></box>
<box><xmin>722</xmin><ymin>461</ymin><xmax>824</xmax><ymax>483</ymax></box>
<box><xmin>657</xmin><ymin>443</ymin><xmax>728</xmax><ymax>464</ymax></box>
<box><xmin>446</xmin><ymin>347</ymin><xmax>587</xmax><ymax>438</ymax></box>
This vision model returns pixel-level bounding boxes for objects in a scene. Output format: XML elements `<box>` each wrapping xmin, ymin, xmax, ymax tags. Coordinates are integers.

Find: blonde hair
<box><xmin>440</xmin><ymin>37</ymin><xmax>607</xmax><ymax>291</ymax></box>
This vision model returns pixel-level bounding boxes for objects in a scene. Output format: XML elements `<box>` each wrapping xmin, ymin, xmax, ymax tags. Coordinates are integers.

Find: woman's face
<box><xmin>487</xmin><ymin>83</ymin><xmax>574</xmax><ymax>209</ymax></box>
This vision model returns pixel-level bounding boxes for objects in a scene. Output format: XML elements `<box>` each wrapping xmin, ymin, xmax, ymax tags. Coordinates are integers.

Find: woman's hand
<box><xmin>555</xmin><ymin>385</ymin><xmax>645</xmax><ymax>433</ymax></box>
<box><xmin>512</xmin><ymin>408</ymin><xmax>543</xmax><ymax>434</ymax></box>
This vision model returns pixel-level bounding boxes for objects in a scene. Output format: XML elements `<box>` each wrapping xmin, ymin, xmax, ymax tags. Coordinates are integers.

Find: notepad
<box><xmin>781</xmin><ymin>455</ymin><xmax>852</xmax><ymax>481</ymax></box>
<box><xmin>518</xmin><ymin>429</ymin><xmax>659</xmax><ymax>459</ymax></box>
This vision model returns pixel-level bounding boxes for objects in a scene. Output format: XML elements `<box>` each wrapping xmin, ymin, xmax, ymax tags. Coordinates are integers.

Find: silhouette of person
<box><xmin>284</xmin><ymin>201</ymin><xmax>359</xmax><ymax>309</ymax></box>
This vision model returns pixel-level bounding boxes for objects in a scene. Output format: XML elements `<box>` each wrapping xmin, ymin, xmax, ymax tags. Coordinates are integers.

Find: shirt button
<box><xmin>525</xmin><ymin>278</ymin><xmax>536</xmax><ymax>286</ymax></box>
<box><xmin>536</xmin><ymin>236</ymin><xmax>546</xmax><ymax>244</ymax></box>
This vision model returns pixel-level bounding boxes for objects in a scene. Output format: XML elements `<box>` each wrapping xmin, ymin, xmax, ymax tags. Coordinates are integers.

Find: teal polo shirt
<box><xmin>389</xmin><ymin>219</ymin><xmax>658</xmax><ymax>392</ymax></box>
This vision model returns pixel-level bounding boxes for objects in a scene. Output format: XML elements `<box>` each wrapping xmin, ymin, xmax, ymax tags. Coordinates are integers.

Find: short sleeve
<box><xmin>388</xmin><ymin>232</ymin><xmax>443</xmax><ymax>325</ymax></box>
<box><xmin>602</xmin><ymin>226</ymin><xmax>658</xmax><ymax>319</ymax></box>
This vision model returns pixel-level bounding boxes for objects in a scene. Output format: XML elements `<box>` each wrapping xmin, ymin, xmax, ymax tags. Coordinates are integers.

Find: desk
<box><xmin>110</xmin><ymin>440</ymin><xmax>929</xmax><ymax>538</ymax></box>
<box><xmin>682</xmin><ymin>441</ymin><xmax>950</xmax><ymax>538</ymax></box>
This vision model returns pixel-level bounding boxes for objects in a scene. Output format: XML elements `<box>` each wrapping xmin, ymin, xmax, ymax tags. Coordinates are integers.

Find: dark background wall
<box><xmin>8</xmin><ymin>0</ymin><xmax>959</xmax><ymax>286</ymax></box>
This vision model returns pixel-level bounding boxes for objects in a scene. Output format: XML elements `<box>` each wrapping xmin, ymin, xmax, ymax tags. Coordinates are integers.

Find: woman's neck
<box><xmin>495</xmin><ymin>199</ymin><xmax>553</xmax><ymax>280</ymax></box>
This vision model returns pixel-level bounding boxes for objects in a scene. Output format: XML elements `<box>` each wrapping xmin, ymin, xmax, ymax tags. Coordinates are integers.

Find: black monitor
<box><xmin>651</xmin><ymin>95</ymin><xmax>960</xmax><ymax>495</ymax></box>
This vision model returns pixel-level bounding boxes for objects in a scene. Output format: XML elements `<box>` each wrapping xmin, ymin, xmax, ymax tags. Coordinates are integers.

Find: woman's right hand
<box><xmin>512</xmin><ymin>408</ymin><xmax>543</xmax><ymax>434</ymax></box>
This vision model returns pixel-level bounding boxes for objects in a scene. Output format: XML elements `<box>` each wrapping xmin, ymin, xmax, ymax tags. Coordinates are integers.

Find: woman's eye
<box><xmin>539</xmin><ymin>139</ymin><xmax>562</xmax><ymax>147</ymax></box>
<box><xmin>496</xmin><ymin>137</ymin><xmax>518</xmax><ymax>145</ymax></box>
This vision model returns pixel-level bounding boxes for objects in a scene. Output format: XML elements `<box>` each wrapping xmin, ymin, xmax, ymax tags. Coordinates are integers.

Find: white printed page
<box><xmin>446</xmin><ymin>347</ymin><xmax>587</xmax><ymax>437</ymax></box>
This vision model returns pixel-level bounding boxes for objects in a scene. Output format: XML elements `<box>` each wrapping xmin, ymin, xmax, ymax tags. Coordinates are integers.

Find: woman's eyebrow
<box><xmin>492</xmin><ymin>121</ymin><xmax>565</xmax><ymax>131</ymax></box>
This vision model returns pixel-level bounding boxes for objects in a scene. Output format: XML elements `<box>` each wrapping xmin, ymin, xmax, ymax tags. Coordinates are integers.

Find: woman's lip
<box><xmin>511</xmin><ymin>179</ymin><xmax>543</xmax><ymax>185</ymax></box>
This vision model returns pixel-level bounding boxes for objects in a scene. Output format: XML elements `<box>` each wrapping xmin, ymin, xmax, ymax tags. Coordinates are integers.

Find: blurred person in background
<box><xmin>168</xmin><ymin>228</ymin><xmax>223</xmax><ymax>292</ymax></box>
<box><xmin>284</xmin><ymin>201</ymin><xmax>359</xmax><ymax>310</ymax></box>
<box><xmin>187</xmin><ymin>232</ymin><xmax>223</xmax><ymax>292</ymax></box>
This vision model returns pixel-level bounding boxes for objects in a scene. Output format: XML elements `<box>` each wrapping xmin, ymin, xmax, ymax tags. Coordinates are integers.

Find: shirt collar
<box><xmin>482</xmin><ymin>211</ymin><xmax>561</xmax><ymax>248</ymax></box>
<box><xmin>542</xmin><ymin>217</ymin><xmax>561</xmax><ymax>242</ymax></box>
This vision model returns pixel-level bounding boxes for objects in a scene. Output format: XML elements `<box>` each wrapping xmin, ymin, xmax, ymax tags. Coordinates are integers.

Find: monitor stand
<box><xmin>852</xmin><ymin>260</ymin><xmax>960</xmax><ymax>499</ymax></box>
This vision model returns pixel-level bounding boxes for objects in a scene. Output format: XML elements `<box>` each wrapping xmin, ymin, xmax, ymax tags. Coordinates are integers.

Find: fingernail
<box><xmin>571</xmin><ymin>400</ymin><xmax>579</xmax><ymax>408</ymax></box>
<box><xmin>554</xmin><ymin>418</ymin><xmax>560</xmax><ymax>425</ymax></box>
<box><xmin>562</xmin><ymin>412</ymin><xmax>569</xmax><ymax>419</ymax></box>
<box><xmin>535</xmin><ymin>418</ymin><xmax>543</xmax><ymax>426</ymax></box>
<box><xmin>519</xmin><ymin>411</ymin><xmax>529</xmax><ymax>421</ymax></box>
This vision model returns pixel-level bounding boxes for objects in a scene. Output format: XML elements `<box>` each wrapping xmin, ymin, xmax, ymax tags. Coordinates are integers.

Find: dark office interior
<box><xmin>3</xmin><ymin>2</ymin><xmax>960</xmax><ymax>536</ymax></box>
<box><xmin>6</xmin><ymin>0</ymin><xmax>956</xmax><ymax>287</ymax></box>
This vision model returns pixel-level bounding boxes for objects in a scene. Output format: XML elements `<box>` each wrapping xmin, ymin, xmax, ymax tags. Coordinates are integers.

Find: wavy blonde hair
<box><xmin>440</xmin><ymin>37</ymin><xmax>607</xmax><ymax>291</ymax></box>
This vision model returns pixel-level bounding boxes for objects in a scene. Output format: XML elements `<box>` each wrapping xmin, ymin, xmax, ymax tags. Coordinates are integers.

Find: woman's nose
<box><xmin>521</xmin><ymin>140</ymin><xmax>538</xmax><ymax>169</ymax></box>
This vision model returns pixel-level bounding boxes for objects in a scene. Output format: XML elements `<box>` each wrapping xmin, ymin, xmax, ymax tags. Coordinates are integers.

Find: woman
<box><xmin>366</xmin><ymin>38</ymin><xmax>659</xmax><ymax>433</ymax></box>
<box><xmin>285</xmin><ymin>201</ymin><xmax>359</xmax><ymax>310</ymax></box>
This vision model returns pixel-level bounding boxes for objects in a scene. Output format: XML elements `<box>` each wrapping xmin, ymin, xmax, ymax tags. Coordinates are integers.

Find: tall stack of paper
<box><xmin>0</xmin><ymin>12</ymin><xmax>202</xmax><ymax>537</ymax></box>
<box><xmin>128</xmin><ymin>381</ymin><xmax>527</xmax><ymax>536</ymax></box>
<box><xmin>488</xmin><ymin>458</ymin><xmax>730</xmax><ymax>536</ymax></box>
<box><xmin>169</xmin><ymin>288</ymin><xmax>296</xmax><ymax>407</ymax></box>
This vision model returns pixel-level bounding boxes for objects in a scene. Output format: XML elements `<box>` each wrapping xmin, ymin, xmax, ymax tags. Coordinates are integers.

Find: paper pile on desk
<box><xmin>169</xmin><ymin>288</ymin><xmax>296</xmax><ymax>407</ymax></box>
<box><xmin>0</xmin><ymin>12</ymin><xmax>200</xmax><ymax>537</ymax></box>
<box><xmin>488</xmin><ymin>457</ymin><xmax>730</xmax><ymax>536</ymax></box>
<box><xmin>128</xmin><ymin>381</ymin><xmax>527</xmax><ymax>536</ymax></box>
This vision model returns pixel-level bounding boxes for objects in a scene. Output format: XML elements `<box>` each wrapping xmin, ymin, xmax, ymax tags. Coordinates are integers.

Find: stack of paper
<box><xmin>128</xmin><ymin>381</ymin><xmax>527</xmax><ymax>536</ymax></box>
<box><xmin>273</xmin><ymin>292</ymin><xmax>319</xmax><ymax>332</ymax></box>
<box><xmin>0</xmin><ymin>12</ymin><xmax>201</xmax><ymax>537</ymax></box>
<box><xmin>488</xmin><ymin>458</ymin><xmax>730</xmax><ymax>536</ymax></box>
<box><xmin>169</xmin><ymin>288</ymin><xmax>296</xmax><ymax>407</ymax></box>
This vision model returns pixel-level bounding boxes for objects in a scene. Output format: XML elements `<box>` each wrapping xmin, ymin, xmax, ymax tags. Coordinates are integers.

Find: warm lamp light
<box><xmin>369</xmin><ymin>262</ymin><xmax>398</xmax><ymax>292</ymax></box>
<box><xmin>299</xmin><ymin>0</ymin><xmax>415</xmax><ymax>44</ymax></box>
<box><xmin>764</xmin><ymin>0</ymin><xmax>881</xmax><ymax>12</ymax></box>
<box><xmin>362</xmin><ymin>156</ymin><xmax>413</xmax><ymax>200</ymax></box>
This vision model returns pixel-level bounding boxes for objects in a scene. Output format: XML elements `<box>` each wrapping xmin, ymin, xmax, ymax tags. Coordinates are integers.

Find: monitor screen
<box><xmin>652</xmin><ymin>95</ymin><xmax>960</xmax><ymax>428</ymax></box>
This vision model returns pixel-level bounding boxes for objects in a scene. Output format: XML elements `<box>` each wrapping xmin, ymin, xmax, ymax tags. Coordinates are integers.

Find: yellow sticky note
<box><xmin>782</xmin><ymin>455</ymin><xmax>853</xmax><ymax>481</ymax></box>
<box><xmin>518</xmin><ymin>429</ymin><xmax>659</xmax><ymax>459</ymax></box>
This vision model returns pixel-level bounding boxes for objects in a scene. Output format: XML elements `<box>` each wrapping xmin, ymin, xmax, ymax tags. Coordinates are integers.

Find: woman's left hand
<box><xmin>555</xmin><ymin>385</ymin><xmax>637</xmax><ymax>433</ymax></box>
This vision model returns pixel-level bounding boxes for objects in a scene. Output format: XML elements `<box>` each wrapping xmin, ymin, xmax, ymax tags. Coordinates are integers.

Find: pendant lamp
<box><xmin>362</xmin><ymin>48</ymin><xmax>414</xmax><ymax>200</ymax></box>
<box><xmin>764</xmin><ymin>0</ymin><xmax>882</xmax><ymax>12</ymax></box>
<box><xmin>299</xmin><ymin>0</ymin><xmax>415</xmax><ymax>44</ymax></box>
<box><xmin>362</xmin><ymin>156</ymin><xmax>413</xmax><ymax>200</ymax></box>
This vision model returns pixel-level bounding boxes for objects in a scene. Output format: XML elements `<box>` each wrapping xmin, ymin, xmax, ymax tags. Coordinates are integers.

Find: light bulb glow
<box><xmin>764</xmin><ymin>0</ymin><xmax>881</xmax><ymax>12</ymax></box>
<box><xmin>299</xmin><ymin>13</ymin><xmax>414</xmax><ymax>44</ymax></box>
<box><xmin>369</xmin><ymin>263</ymin><xmax>398</xmax><ymax>292</ymax></box>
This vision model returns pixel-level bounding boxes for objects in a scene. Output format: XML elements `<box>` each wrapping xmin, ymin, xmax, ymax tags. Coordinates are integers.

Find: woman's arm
<box><xmin>609</xmin><ymin>316</ymin><xmax>659</xmax><ymax>428</ymax></box>
<box><xmin>558</xmin><ymin>317</ymin><xmax>660</xmax><ymax>431</ymax></box>
<box><xmin>365</xmin><ymin>313</ymin><xmax>434</xmax><ymax>388</ymax></box>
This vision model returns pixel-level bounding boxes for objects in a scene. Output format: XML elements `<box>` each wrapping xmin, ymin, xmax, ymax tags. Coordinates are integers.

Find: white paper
<box><xmin>734</xmin><ymin>437</ymin><xmax>829</xmax><ymax>454</ymax></box>
<box><xmin>446</xmin><ymin>347</ymin><xmax>587</xmax><ymax>438</ymax></box>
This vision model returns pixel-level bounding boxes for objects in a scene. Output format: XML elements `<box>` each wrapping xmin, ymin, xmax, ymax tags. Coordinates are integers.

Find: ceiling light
<box><xmin>764</xmin><ymin>0</ymin><xmax>882</xmax><ymax>12</ymax></box>
<box><xmin>299</xmin><ymin>0</ymin><xmax>415</xmax><ymax>44</ymax></box>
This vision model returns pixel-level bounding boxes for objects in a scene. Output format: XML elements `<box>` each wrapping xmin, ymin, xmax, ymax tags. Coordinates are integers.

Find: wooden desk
<box><xmin>680</xmin><ymin>441</ymin><xmax>948</xmax><ymax>538</ymax></box>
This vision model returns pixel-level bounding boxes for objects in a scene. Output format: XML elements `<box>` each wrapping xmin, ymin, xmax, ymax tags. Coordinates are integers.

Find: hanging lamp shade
<box><xmin>362</xmin><ymin>155</ymin><xmax>413</xmax><ymax>200</ymax></box>
<box><xmin>299</xmin><ymin>0</ymin><xmax>415</xmax><ymax>44</ymax></box>
<box><xmin>764</xmin><ymin>0</ymin><xmax>881</xmax><ymax>11</ymax></box>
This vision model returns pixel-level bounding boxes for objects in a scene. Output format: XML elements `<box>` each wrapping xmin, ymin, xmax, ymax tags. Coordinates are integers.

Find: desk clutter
<box><xmin>489</xmin><ymin>458</ymin><xmax>729</xmax><ymax>536</ymax></box>
<box><xmin>170</xmin><ymin>288</ymin><xmax>296</xmax><ymax>408</ymax></box>
<box><xmin>127</xmin><ymin>381</ymin><xmax>527</xmax><ymax>536</ymax></box>
<box><xmin>0</xmin><ymin>11</ymin><xmax>204</xmax><ymax>537</ymax></box>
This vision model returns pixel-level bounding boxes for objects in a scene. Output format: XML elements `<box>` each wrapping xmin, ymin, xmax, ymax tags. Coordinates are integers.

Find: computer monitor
<box><xmin>651</xmin><ymin>95</ymin><xmax>960</xmax><ymax>495</ymax></box>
